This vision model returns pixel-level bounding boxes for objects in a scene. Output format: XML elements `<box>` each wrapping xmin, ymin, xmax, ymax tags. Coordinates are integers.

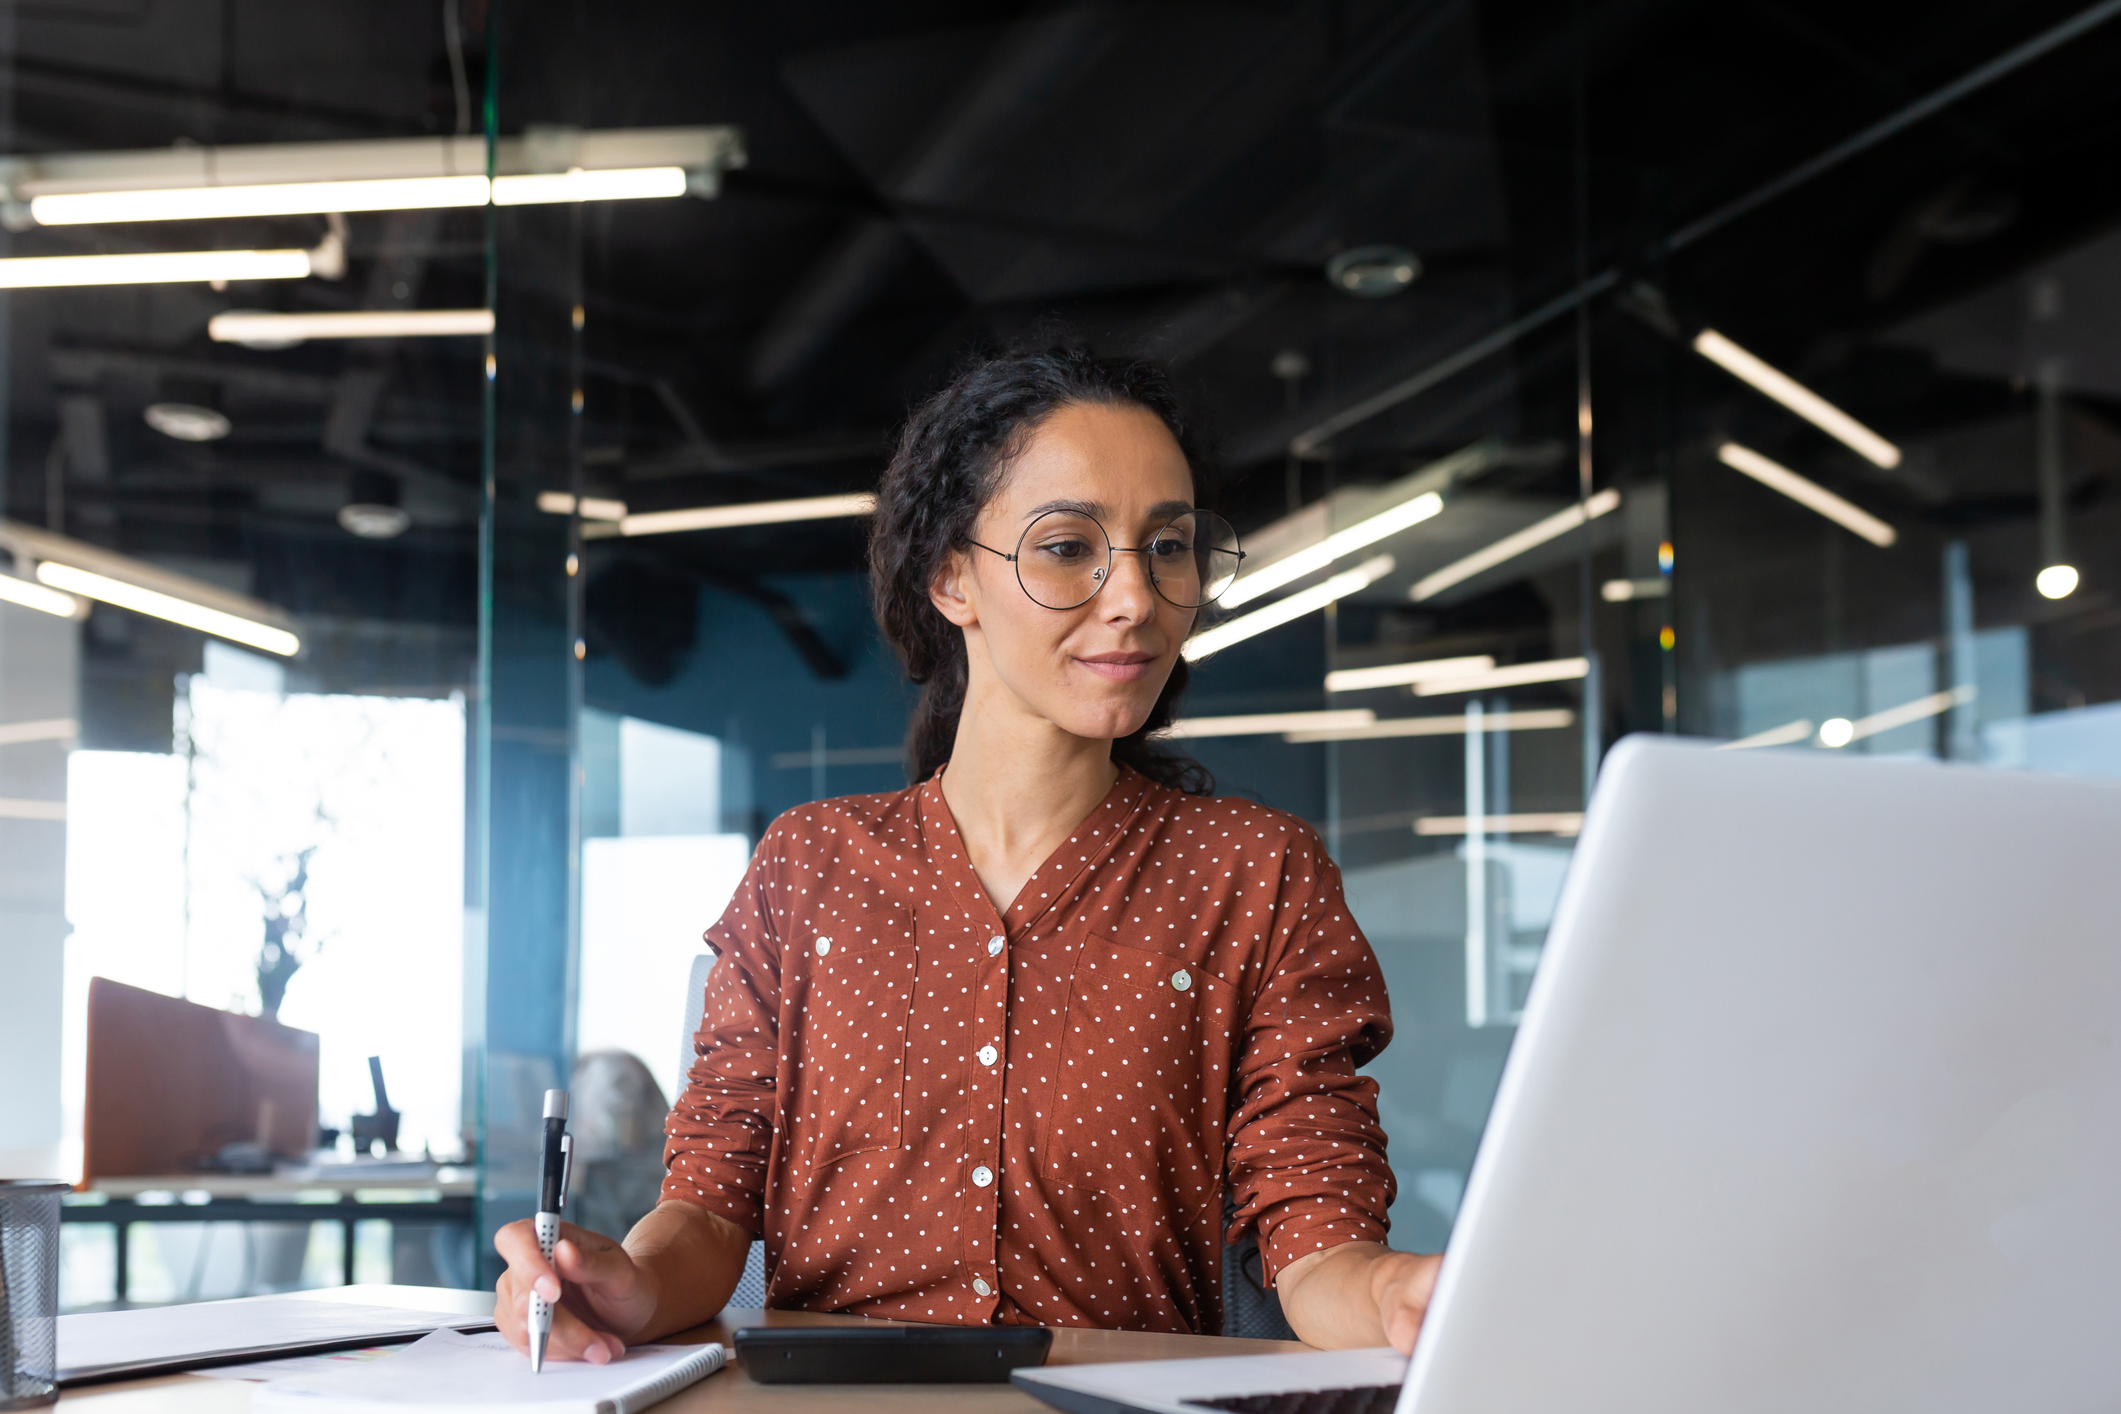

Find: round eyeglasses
<box><xmin>969</xmin><ymin>509</ymin><xmax>1245</xmax><ymax>611</ymax></box>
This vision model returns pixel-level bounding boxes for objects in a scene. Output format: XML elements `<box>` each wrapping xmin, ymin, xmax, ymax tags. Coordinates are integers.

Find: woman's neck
<box><xmin>939</xmin><ymin>671</ymin><xmax>1120</xmax><ymax>918</ymax></box>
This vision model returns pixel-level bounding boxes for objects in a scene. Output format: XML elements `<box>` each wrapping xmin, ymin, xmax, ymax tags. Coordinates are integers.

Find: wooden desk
<box><xmin>58</xmin><ymin>1284</ymin><xmax>1303</xmax><ymax>1413</ymax></box>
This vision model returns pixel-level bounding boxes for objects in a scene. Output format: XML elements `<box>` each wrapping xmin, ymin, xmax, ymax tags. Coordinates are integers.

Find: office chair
<box><xmin>679</xmin><ymin>952</ymin><xmax>1294</xmax><ymax>1338</ymax></box>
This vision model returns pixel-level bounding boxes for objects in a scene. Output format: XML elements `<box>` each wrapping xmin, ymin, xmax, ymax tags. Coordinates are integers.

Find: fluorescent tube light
<box><xmin>0</xmin><ymin>717</ymin><xmax>79</xmax><ymax>746</ymax></box>
<box><xmin>1163</xmin><ymin>710</ymin><xmax>1377</xmax><ymax>740</ymax></box>
<box><xmin>1416</xmin><ymin>812</ymin><xmax>1583</xmax><ymax>836</ymax></box>
<box><xmin>1716</xmin><ymin>442</ymin><xmax>1897</xmax><ymax>548</ymax></box>
<box><xmin>536</xmin><ymin>491</ymin><xmax>628</xmax><ymax>521</ymax></box>
<box><xmin>1411</xmin><ymin>489</ymin><xmax>1621</xmax><ymax>602</ymax></box>
<box><xmin>0</xmin><ymin>247</ymin><xmax>310</xmax><ymax>289</ymax></box>
<box><xmin>209</xmin><ymin>309</ymin><xmax>493</xmax><ymax>342</ymax></box>
<box><xmin>0</xmin><ymin>572</ymin><xmax>83</xmax><ymax>618</ymax></box>
<box><xmin>1824</xmin><ymin>686</ymin><xmax>1973</xmax><ymax>746</ymax></box>
<box><xmin>0</xmin><ymin>798</ymin><xmax>66</xmax><ymax>822</ymax></box>
<box><xmin>1717</xmin><ymin>719</ymin><xmax>1815</xmax><ymax>750</ymax></box>
<box><xmin>31</xmin><ymin>176</ymin><xmax>491</xmax><ymax>225</ymax></box>
<box><xmin>1600</xmin><ymin>577</ymin><xmax>1667</xmax><ymax>602</ymax></box>
<box><xmin>1183</xmin><ymin>555</ymin><xmax>1394</xmax><ymax>662</ymax></box>
<box><xmin>1222</xmin><ymin>491</ymin><xmax>1440</xmax><ymax>609</ymax></box>
<box><xmin>1284</xmin><ymin>707</ymin><xmax>1574</xmax><ymax>743</ymax></box>
<box><xmin>31</xmin><ymin>167</ymin><xmax>687</xmax><ymax>225</ymax></box>
<box><xmin>1411</xmin><ymin>657</ymin><xmax>1589</xmax><ymax>696</ymax></box>
<box><xmin>34</xmin><ymin>562</ymin><xmax>299</xmax><ymax>656</ymax></box>
<box><xmin>1692</xmin><ymin>329</ymin><xmax>1901</xmax><ymax>468</ymax></box>
<box><xmin>492</xmin><ymin>166</ymin><xmax>689</xmax><ymax>205</ymax></box>
<box><xmin>615</xmin><ymin>492</ymin><xmax>877</xmax><ymax>537</ymax></box>
<box><xmin>1323</xmin><ymin>655</ymin><xmax>1494</xmax><ymax>693</ymax></box>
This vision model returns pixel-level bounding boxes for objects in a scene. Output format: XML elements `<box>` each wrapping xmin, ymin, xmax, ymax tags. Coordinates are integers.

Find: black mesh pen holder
<box><xmin>0</xmin><ymin>1181</ymin><xmax>62</xmax><ymax>1410</ymax></box>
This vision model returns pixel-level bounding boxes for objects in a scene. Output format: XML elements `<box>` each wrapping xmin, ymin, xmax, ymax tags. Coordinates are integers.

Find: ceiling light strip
<box><xmin>1182</xmin><ymin>555</ymin><xmax>1395</xmax><ymax>662</ymax></box>
<box><xmin>0</xmin><ymin>798</ymin><xmax>66</xmax><ymax>822</ymax></box>
<box><xmin>1410</xmin><ymin>657</ymin><xmax>1589</xmax><ymax>696</ymax></box>
<box><xmin>1162</xmin><ymin>710</ymin><xmax>1377</xmax><ymax>740</ymax></box>
<box><xmin>1324</xmin><ymin>655</ymin><xmax>1495</xmax><ymax>693</ymax></box>
<box><xmin>536</xmin><ymin>491</ymin><xmax>627</xmax><ymax>521</ymax></box>
<box><xmin>616</xmin><ymin>492</ymin><xmax>878</xmax><ymax>537</ymax></box>
<box><xmin>1411</xmin><ymin>488</ymin><xmax>1621</xmax><ymax>602</ymax></box>
<box><xmin>1284</xmin><ymin>707</ymin><xmax>1574</xmax><ymax>743</ymax></box>
<box><xmin>1415</xmin><ymin>811</ymin><xmax>1584</xmax><ymax>836</ymax></box>
<box><xmin>1693</xmin><ymin>330</ymin><xmax>1902</xmax><ymax>468</ymax></box>
<box><xmin>0</xmin><ymin>572</ymin><xmax>83</xmax><ymax>618</ymax></box>
<box><xmin>30</xmin><ymin>167</ymin><xmax>691</xmax><ymax>226</ymax></box>
<box><xmin>1716</xmin><ymin>718</ymin><xmax>1816</xmax><ymax>750</ymax></box>
<box><xmin>1222</xmin><ymin>491</ymin><xmax>1441</xmax><ymax>610</ymax></box>
<box><xmin>1716</xmin><ymin>442</ymin><xmax>1897</xmax><ymax>547</ymax></box>
<box><xmin>209</xmin><ymin>309</ymin><xmax>494</xmax><ymax>341</ymax></box>
<box><xmin>0</xmin><ymin>248</ymin><xmax>311</xmax><ymax>289</ymax></box>
<box><xmin>34</xmin><ymin>563</ymin><xmax>299</xmax><ymax>656</ymax></box>
<box><xmin>1846</xmin><ymin>685</ymin><xmax>1973</xmax><ymax>742</ymax></box>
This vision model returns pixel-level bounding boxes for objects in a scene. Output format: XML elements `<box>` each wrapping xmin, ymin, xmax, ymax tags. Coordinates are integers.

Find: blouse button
<box><xmin>973</xmin><ymin>1278</ymin><xmax>993</xmax><ymax>1297</ymax></box>
<box><xmin>987</xmin><ymin>935</ymin><xmax>1005</xmax><ymax>956</ymax></box>
<box><xmin>971</xmin><ymin>1165</ymin><xmax>994</xmax><ymax>1188</ymax></box>
<box><xmin>977</xmin><ymin>1044</ymin><xmax>998</xmax><ymax>1067</ymax></box>
<box><xmin>1171</xmin><ymin>969</ymin><xmax>1192</xmax><ymax>992</ymax></box>
<box><xmin>815</xmin><ymin>938</ymin><xmax>831</xmax><ymax>957</ymax></box>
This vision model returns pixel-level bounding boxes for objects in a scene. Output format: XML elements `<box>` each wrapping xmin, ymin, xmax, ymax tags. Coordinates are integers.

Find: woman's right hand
<box><xmin>493</xmin><ymin>1220</ymin><xmax>661</xmax><ymax>1364</ymax></box>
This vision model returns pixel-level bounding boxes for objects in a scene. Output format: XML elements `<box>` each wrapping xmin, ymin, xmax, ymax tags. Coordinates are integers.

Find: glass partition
<box><xmin>0</xmin><ymin>7</ymin><xmax>487</xmax><ymax>1306</ymax></box>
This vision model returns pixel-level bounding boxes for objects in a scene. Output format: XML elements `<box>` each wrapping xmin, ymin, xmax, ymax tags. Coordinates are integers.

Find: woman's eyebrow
<box><xmin>1023</xmin><ymin>498</ymin><xmax>1107</xmax><ymax>520</ymax></box>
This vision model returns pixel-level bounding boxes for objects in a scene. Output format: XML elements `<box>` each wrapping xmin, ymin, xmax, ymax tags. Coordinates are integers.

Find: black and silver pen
<box><xmin>526</xmin><ymin>1088</ymin><xmax>572</xmax><ymax>1373</ymax></box>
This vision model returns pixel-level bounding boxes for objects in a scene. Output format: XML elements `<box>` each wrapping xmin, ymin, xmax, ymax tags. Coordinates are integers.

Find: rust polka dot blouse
<box><xmin>662</xmin><ymin>764</ymin><xmax>1395</xmax><ymax>1336</ymax></box>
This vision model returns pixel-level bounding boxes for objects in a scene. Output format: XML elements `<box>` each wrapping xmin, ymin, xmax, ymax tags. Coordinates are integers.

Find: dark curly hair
<box><xmin>868</xmin><ymin>344</ymin><xmax>1214</xmax><ymax>794</ymax></box>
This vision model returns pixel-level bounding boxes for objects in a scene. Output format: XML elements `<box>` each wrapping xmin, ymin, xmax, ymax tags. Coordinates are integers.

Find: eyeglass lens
<box><xmin>1012</xmin><ymin>509</ymin><xmax>1242</xmax><ymax>611</ymax></box>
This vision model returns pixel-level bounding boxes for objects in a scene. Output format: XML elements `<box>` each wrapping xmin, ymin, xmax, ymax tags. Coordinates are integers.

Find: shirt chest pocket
<box><xmin>1041</xmin><ymin>933</ymin><xmax>1233</xmax><ymax>1218</ymax></box>
<box><xmin>793</xmin><ymin>900</ymin><xmax>916</xmax><ymax>1169</ymax></box>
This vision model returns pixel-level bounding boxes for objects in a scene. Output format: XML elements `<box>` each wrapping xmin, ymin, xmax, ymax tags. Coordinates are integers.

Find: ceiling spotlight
<box><xmin>1326</xmin><ymin>245</ymin><xmax>1421</xmax><ymax>299</ymax></box>
<box><xmin>143</xmin><ymin>403</ymin><xmax>231</xmax><ymax>442</ymax></box>
<box><xmin>1817</xmin><ymin>717</ymin><xmax>1856</xmax><ymax>748</ymax></box>
<box><xmin>338</xmin><ymin>470</ymin><xmax>410</xmax><ymax>540</ymax></box>
<box><xmin>2036</xmin><ymin>564</ymin><xmax>2079</xmax><ymax>600</ymax></box>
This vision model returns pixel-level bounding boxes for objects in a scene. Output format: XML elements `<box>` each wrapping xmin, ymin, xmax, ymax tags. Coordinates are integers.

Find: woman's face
<box><xmin>932</xmin><ymin>401</ymin><xmax>1198</xmax><ymax>744</ymax></box>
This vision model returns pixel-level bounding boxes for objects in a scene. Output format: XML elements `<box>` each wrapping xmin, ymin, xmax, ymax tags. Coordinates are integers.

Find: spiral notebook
<box><xmin>251</xmin><ymin>1328</ymin><xmax>728</xmax><ymax>1414</ymax></box>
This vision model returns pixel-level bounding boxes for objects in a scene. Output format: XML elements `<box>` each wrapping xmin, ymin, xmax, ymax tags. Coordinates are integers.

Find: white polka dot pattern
<box><xmin>662</xmin><ymin>766</ymin><xmax>1395</xmax><ymax>1339</ymax></box>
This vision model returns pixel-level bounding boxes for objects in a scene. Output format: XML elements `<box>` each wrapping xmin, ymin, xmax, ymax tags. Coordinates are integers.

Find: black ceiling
<box><xmin>6</xmin><ymin>0</ymin><xmax>2120</xmax><ymax>637</ymax></box>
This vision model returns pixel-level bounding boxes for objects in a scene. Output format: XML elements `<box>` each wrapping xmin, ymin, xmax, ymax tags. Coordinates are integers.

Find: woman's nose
<box><xmin>1099</xmin><ymin>547</ymin><xmax>1159</xmax><ymax>620</ymax></box>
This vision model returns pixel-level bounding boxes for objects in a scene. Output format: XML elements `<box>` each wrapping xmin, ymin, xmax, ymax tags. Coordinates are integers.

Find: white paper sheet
<box><xmin>252</xmin><ymin>1328</ymin><xmax>728</xmax><ymax>1414</ymax></box>
<box><xmin>59</xmin><ymin>1298</ymin><xmax>486</xmax><ymax>1383</ymax></box>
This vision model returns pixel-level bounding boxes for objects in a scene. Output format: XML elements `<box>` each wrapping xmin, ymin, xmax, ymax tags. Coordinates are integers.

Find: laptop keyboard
<box><xmin>1187</xmin><ymin>1386</ymin><xmax>1402</xmax><ymax>1414</ymax></box>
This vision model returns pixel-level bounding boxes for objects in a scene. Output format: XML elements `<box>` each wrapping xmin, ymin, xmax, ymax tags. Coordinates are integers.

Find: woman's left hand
<box><xmin>1275</xmin><ymin>1242</ymin><xmax>1442</xmax><ymax>1354</ymax></box>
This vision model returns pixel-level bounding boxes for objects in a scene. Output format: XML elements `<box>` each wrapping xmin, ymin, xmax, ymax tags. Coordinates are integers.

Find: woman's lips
<box><xmin>1077</xmin><ymin>652</ymin><xmax>1156</xmax><ymax>682</ymax></box>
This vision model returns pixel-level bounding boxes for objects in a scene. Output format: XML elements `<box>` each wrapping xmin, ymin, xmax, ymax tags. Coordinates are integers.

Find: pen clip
<box><xmin>558</xmin><ymin>1131</ymin><xmax>573</xmax><ymax>1208</ymax></box>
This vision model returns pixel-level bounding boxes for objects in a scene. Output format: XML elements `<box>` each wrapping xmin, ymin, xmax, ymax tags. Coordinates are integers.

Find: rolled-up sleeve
<box><xmin>1224</xmin><ymin>852</ymin><xmax>1395</xmax><ymax>1284</ymax></box>
<box><xmin>661</xmin><ymin>829</ymin><xmax>785</xmax><ymax>1235</ymax></box>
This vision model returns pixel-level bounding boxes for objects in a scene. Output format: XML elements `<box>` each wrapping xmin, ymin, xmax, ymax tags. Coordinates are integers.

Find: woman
<box><xmin>496</xmin><ymin>346</ymin><xmax>1440</xmax><ymax>1359</ymax></box>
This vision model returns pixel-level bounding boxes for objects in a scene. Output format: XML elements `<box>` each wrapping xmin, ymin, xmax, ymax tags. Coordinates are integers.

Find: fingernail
<box><xmin>586</xmin><ymin>1342</ymin><xmax>611</xmax><ymax>1365</ymax></box>
<box><xmin>535</xmin><ymin>1276</ymin><xmax>560</xmax><ymax>1301</ymax></box>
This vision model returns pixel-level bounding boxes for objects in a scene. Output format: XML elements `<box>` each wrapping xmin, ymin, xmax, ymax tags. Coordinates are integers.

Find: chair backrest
<box><xmin>679</xmin><ymin>952</ymin><xmax>716</xmax><ymax>1095</ymax></box>
<box><xmin>678</xmin><ymin>950</ymin><xmax>768</xmax><ymax>1311</ymax></box>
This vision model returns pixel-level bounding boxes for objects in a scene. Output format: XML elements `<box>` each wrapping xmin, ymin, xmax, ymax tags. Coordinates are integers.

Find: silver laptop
<box><xmin>1016</xmin><ymin>735</ymin><xmax>2121</xmax><ymax>1414</ymax></box>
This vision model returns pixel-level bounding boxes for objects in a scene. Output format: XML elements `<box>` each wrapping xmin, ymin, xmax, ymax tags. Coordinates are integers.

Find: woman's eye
<box><xmin>1149</xmin><ymin>536</ymin><xmax>1191</xmax><ymax>559</ymax></box>
<box><xmin>1036</xmin><ymin>538</ymin><xmax>1093</xmax><ymax>561</ymax></box>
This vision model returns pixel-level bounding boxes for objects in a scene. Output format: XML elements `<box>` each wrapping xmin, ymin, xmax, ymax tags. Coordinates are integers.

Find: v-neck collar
<box><xmin>917</xmin><ymin>763</ymin><xmax>1153</xmax><ymax>938</ymax></box>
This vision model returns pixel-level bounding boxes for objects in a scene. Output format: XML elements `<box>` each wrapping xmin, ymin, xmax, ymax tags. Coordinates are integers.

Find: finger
<box><xmin>534</xmin><ymin>1295</ymin><xmax>626</xmax><ymax>1364</ymax></box>
<box><xmin>553</xmin><ymin>1235</ymin><xmax>635</xmax><ymax>1294</ymax></box>
<box><xmin>494</xmin><ymin>1221</ymin><xmax>562</xmax><ymax>1302</ymax></box>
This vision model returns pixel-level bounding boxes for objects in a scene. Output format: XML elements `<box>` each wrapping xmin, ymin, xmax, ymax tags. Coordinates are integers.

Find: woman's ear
<box><xmin>929</xmin><ymin>548</ymin><xmax>979</xmax><ymax>629</ymax></box>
